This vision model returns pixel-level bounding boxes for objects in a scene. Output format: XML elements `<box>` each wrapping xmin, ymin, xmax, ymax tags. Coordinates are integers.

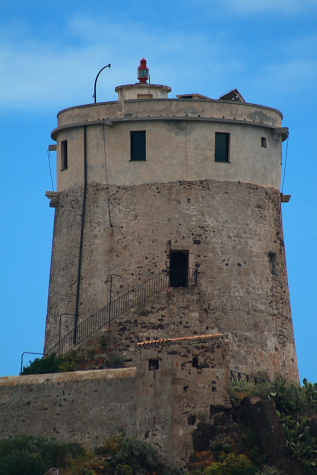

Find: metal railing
<box><xmin>230</xmin><ymin>370</ymin><xmax>271</xmax><ymax>385</ymax></box>
<box><xmin>46</xmin><ymin>268</ymin><xmax>198</xmax><ymax>356</ymax></box>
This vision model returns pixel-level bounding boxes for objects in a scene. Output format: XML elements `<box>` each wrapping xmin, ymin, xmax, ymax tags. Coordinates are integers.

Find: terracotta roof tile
<box><xmin>137</xmin><ymin>333</ymin><xmax>223</xmax><ymax>346</ymax></box>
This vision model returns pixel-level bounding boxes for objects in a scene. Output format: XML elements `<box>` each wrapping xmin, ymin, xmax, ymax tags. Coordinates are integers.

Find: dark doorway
<box><xmin>170</xmin><ymin>251</ymin><xmax>188</xmax><ymax>287</ymax></box>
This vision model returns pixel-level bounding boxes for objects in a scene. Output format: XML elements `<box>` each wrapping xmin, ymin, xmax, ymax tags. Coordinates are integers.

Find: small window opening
<box><xmin>170</xmin><ymin>251</ymin><xmax>188</xmax><ymax>287</ymax></box>
<box><xmin>215</xmin><ymin>132</ymin><xmax>230</xmax><ymax>162</ymax></box>
<box><xmin>261</xmin><ymin>137</ymin><xmax>267</xmax><ymax>148</ymax></box>
<box><xmin>269</xmin><ymin>252</ymin><xmax>278</xmax><ymax>276</ymax></box>
<box><xmin>61</xmin><ymin>140</ymin><xmax>68</xmax><ymax>170</ymax></box>
<box><xmin>192</xmin><ymin>357</ymin><xmax>199</xmax><ymax>368</ymax></box>
<box><xmin>188</xmin><ymin>415</ymin><xmax>196</xmax><ymax>425</ymax></box>
<box><xmin>149</xmin><ymin>359</ymin><xmax>159</xmax><ymax>371</ymax></box>
<box><xmin>131</xmin><ymin>131</ymin><xmax>146</xmax><ymax>161</ymax></box>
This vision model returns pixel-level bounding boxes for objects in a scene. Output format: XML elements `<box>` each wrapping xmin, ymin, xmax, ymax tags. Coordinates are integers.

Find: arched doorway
<box><xmin>170</xmin><ymin>251</ymin><xmax>188</xmax><ymax>287</ymax></box>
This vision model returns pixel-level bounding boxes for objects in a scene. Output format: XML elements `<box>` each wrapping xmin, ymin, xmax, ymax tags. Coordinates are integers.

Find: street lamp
<box><xmin>93</xmin><ymin>64</ymin><xmax>111</xmax><ymax>103</ymax></box>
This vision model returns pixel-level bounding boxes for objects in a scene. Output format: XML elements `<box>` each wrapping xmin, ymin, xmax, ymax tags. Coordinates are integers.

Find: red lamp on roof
<box><xmin>137</xmin><ymin>58</ymin><xmax>149</xmax><ymax>83</ymax></box>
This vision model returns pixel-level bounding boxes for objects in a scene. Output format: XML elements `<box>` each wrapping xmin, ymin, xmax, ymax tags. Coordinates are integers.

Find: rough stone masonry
<box><xmin>45</xmin><ymin>178</ymin><xmax>298</xmax><ymax>383</ymax></box>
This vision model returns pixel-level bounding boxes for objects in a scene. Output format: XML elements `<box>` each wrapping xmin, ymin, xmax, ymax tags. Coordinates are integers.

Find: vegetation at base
<box><xmin>7</xmin><ymin>378</ymin><xmax>317</xmax><ymax>474</ymax></box>
<box><xmin>0</xmin><ymin>434</ymin><xmax>84</xmax><ymax>475</ymax></box>
<box><xmin>209</xmin><ymin>435</ymin><xmax>233</xmax><ymax>459</ymax></box>
<box><xmin>21</xmin><ymin>337</ymin><xmax>125</xmax><ymax>375</ymax></box>
<box><xmin>0</xmin><ymin>433</ymin><xmax>169</xmax><ymax>475</ymax></box>
<box><xmin>228</xmin><ymin>379</ymin><xmax>273</xmax><ymax>401</ymax></box>
<box><xmin>228</xmin><ymin>378</ymin><xmax>317</xmax><ymax>474</ymax></box>
<box><xmin>21</xmin><ymin>353</ymin><xmax>65</xmax><ymax>375</ymax></box>
<box><xmin>96</xmin><ymin>433</ymin><xmax>163</xmax><ymax>474</ymax></box>
<box><xmin>205</xmin><ymin>453</ymin><xmax>256</xmax><ymax>474</ymax></box>
<box><xmin>255</xmin><ymin>467</ymin><xmax>283</xmax><ymax>475</ymax></box>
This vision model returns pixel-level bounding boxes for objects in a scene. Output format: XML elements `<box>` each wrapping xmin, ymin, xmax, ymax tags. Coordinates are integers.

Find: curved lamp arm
<box><xmin>93</xmin><ymin>64</ymin><xmax>111</xmax><ymax>103</ymax></box>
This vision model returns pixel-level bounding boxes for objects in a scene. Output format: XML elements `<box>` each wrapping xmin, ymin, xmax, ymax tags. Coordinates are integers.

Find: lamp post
<box><xmin>93</xmin><ymin>64</ymin><xmax>111</xmax><ymax>103</ymax></box>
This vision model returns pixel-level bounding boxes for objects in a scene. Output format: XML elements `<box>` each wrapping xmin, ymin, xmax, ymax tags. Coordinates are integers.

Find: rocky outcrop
<box><xmin>244</xmin><ymin>397</ymin><xmax>304</xmax><ymax>475</ymax></box>
<box><xmin>191</xmin><ymin>398</ymin><xmax>305</xmax><ymax>474</ymax></box>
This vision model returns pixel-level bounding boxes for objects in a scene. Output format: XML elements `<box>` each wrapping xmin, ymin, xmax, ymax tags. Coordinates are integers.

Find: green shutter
<box><xmin>131</xmin><ymin>131</ymin><xmax>146</xmax><ymax>161</ymax></box>
<box><xmin>215</xmin><ymin>133</ymin><xmax>229</xmax><ymax>162</ymax></box>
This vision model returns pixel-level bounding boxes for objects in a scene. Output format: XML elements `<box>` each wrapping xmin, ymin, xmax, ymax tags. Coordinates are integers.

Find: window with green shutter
<box><xmin>215</xmin><ymin>132</ymin><xmax>230</xmax><ymax>162</ymax></box>
<box><xmin>131</xmin><ymin>131</ymin><xmax>146</xmax><ymax>161</ymax></box>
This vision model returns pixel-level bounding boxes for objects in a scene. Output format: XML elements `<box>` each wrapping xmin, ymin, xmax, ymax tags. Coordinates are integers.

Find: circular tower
<box><xmin>45</xmin><ymin>59</ymin><xmax>298</xmax><ymax>383</ymax></box>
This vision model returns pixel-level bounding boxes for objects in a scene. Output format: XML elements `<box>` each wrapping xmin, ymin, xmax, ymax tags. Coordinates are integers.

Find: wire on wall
<box><xmin>47</xmin><ymin>150</ymin><xmax>55</xmax><ymax>191</ymax></box>
<box><xmin>102</xmin><ymin>122</ymin><xmax>113</xmax><ymax>227</ymax></box>
<box><xmin>281</xmin><ymin>136</ymin><xmax>289</xmax><ymax>194</ymax></box>
<box><xmin>73</xmin><ymin>125</ymin><xmax>88</xmax><ymax>344</ymax></box>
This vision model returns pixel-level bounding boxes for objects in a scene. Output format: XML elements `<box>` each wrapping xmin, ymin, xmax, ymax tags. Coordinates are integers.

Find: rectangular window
<box><xmin>269</xmin><ymin>252</ymin><xmax>278</xmax><ymax>276</ymax></box>
<box><xmin>131</xmin><ymin>131</ymin><xmax>146</xmax><ymax>161</ymax></box>
<box><xmin>149</xmin><ymin>360</ymin><xmax>159</xmax><ymax>371</ymax></box>
<box><xmin>137</xmin><ymin>94</ymin><xmax>153</xmax><ymax>99</ymax></box>
<box><xmin>188</xmin><ymin>415</ymin><xmax>196</xmax><ymax>426</ymax></box>
<box><xmin>61</xmin><ymin>140</ymin><xmax>68</xmax><ymax>170</ymax></box>
<box><xmin>215</xmin><ymin>132</ymin><xmax>230</xmax><ymax>162</ymax></box>
<box><xmin>261</xmin><ymin>137</ymin><xmax>267</xmax><ymax>148</ymax></box>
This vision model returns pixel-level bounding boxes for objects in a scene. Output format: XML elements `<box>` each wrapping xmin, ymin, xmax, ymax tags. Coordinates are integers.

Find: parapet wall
<box><xmin>0</xmin><ymin>336</ymin><xmax>230</xmax><ymax>467</ymax></box>
<box><xmin>0</xmin><ymin>368</ymin><xmax>137</xmax><ymax>446</ymax></box>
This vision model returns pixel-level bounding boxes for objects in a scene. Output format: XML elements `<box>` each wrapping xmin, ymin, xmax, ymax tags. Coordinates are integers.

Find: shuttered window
<box><xmin>215</xmin><ymin>132</ymin><xmax>230</xmax><ymax>162</ymax></box>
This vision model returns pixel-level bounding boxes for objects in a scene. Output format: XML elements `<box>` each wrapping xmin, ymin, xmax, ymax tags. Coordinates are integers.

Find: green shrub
<box><xmin>21</xmin><ymin>346</ymin><xmax>121</xmax><ymax>374</ymax></box>
<box><xmin>107</xmin><ymin>354</ymin><xmax>125</xmax><ymax>368</ymax></box>
<box><xmin>210</xmin><ymin>435</ymin><xmax>233</xmax><ymax>460</ymax></box>
<box><xmin>21</xmin><ymin>353</ymin><xmax>64</xmax><ymax>375</ymax></box>
<box><xmin>100</xmin><ymin>335</ymin><xmax>108</xmax><ymax>350</ymax></box>
<box><xmin>268</xmin><ymin>379</ymin><xmax>303</xmax><ymax>415</ymax></box>
<box><xmin>229</xmin><ymin>381</ymin><xmax>273</xmax><ymax>401</ymax></box>
<box><xmin>0</xmin><ymin>434</ymin><xmax>84</xmax><ymax>475</ymax></box>
<box><xmin>255</xmin><ymin>466</ymin><xmax>283</xmax><ymax>475</ymax></box>
<box><xmin>302</xmin><ymin>379</ymin><xmax>317</xmax><ymax>412</ymax></box>
<box><xmin>97</xmin><ymin>433</ymin><xmax>163</xmax><ymax>474</ymax></box>
<box><xmin>120</xmin><ymin>437</ymin><xmax>162</xmax><ymax>472</ymax></box>
<box><xmin>279</xmin><ymin>413</ymin><xmax>317</xmax><ymax>472</ymax></box>
<box><xmin>238</xmin><ymin>422</ymin><xmax>267</xmax><ymax>466</ymax></box>
<box><xmin>205</xmin><ymin>453</ymin><xmax>256</xmax><ymax>475</ymax></box>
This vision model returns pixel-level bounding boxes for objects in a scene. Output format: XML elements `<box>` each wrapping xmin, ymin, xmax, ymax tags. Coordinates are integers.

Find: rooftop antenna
<box><xmin>93</xmin><ymin>64</ymin><xmax>111</xmax><ymax>103</ymax></box>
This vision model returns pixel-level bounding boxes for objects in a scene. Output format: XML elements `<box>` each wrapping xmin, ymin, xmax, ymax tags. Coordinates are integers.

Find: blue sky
<box><xmin>0</xmin><ymin>0</ymin><xmax>316</xmax><ymax>381</ymax></box>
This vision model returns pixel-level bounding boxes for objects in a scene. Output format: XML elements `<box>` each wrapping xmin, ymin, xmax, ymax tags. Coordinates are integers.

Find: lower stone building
<box><xmin>0</xmin><ymin>334</ymin><xmax>229</xmax><ymax>467</ymax></box>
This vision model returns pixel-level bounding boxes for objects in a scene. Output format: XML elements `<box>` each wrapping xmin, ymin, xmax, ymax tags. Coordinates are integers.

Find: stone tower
<box><xmin>45</xmin><ymin>59</ymin><xmax>298</xmax><ymax>383</ymax></box>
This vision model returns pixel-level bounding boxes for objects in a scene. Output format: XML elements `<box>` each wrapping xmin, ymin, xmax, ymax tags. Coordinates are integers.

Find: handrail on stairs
<box><xmin>46</xmin><ymin>268</ymin><xmax>198</xmax><ymax>357</ymax></box>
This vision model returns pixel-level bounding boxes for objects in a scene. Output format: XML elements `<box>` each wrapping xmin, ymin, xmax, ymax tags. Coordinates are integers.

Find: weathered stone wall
<box><xmin>0</xmin><ymin>368</ymin><xmax>136</xmax><ymax>446</ymax></box>
<box><xmin>0</xmin><ymin>336</ymin><xmax>229</xmax><ymax>468</ymax></box>
<box><xmin>45</xmin><ymin>179</ymin><xmax>298</xmax><ymax>382</ymax></box>
<box><xmin>136</xmin><ymin>335</ymin><xmax>230</xmax><ymax>466</ymax></box>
